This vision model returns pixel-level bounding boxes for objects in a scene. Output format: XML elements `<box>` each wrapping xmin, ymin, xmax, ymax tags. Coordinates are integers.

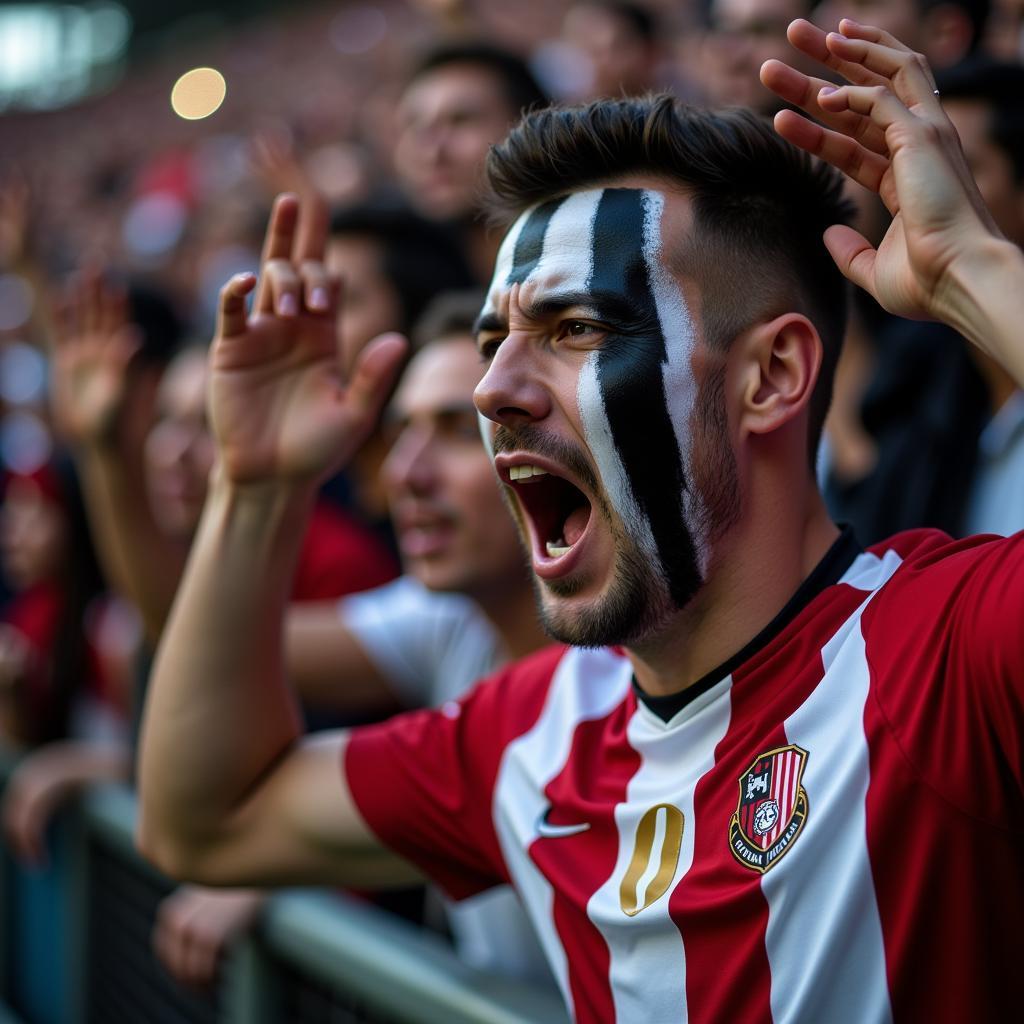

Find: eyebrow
<box><xmin>473</xmin><ymin>290</ymin><xmax>651</xmax><ymax>337</ymax></box>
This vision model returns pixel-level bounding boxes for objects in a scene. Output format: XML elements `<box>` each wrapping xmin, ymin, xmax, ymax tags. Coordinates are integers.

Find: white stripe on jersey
<box><xmin>493</xmin><ymin>647</ymin><xmax>634</xmax><ymax>1008</ymax></box>
<box><xmin>587</xmin><ymin>677</ymin><xmax>732</xmax><ymax>1022</ymax></box>
<box><xmin>761</xmin><ymin>548</ymin><xmax>902</xmax><ymax>1023</ymax></box>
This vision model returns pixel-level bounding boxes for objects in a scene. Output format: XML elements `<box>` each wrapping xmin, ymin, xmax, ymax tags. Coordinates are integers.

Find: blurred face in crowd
<box><xmin>382</xmin><ymin>335</ymin><xmax>526</xmax><ymax>600</ymax></box>
<box><xmin>943</xmin><ymin>99</ymin><xmax>1024</xmax><ymax>248</ymax></box>
<box><xmin>703</xmin><ymin>0</ymin><xmax>810</xmax><ymax>113</ymax></box>
<box><xmin>814</xmin><ymin>0</ymin><xmax>973</xmax><ymax>68</ymax></box>
<box><xmin>145</xmin><ymin>348</ymin><xmax>215</xmax><ymax>539</ymax></box>
<box><xmin>562</xmin><ymin>4</ymin><xmax>656</xmax><ymax>99</ymax></box>
<box><xmin>326</xmin><ymin>234</ymin><xmax>404</xmax><ymax>375</ymax></box>
<box><xmin>474</xmin><ymin>184</ymin><xmax>738</xmax><ymax>648</ymax></box>
<box><xmin>393</xmin><ymin>64</ymin><xmax>518</xmax><ymax>222</ymax></box>
<box><xmin>0</xmin><ymin>477</ymin><xmax>67</xmax><ymax>589</ymax></box>
<box><xmin>984</xmin><ymin>0</ymin><xmax>1024</xmax><ymax>61</ymax></box>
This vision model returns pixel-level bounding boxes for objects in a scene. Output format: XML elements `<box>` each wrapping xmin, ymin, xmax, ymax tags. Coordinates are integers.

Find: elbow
<box><xmin>134</xmin><ymin>814</ymin><xmax>211</xmax><ymax>883</ymax></box>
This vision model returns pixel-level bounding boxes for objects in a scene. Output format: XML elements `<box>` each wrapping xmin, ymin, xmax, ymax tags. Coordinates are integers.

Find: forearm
<box><xmin>137</xmin><ymin>469</ymin><xmax>314</xmax><ymax>860</ymax></box>
<box><xmin>942</xmin><ymin>238</ymin><xmax>1024</xmax><ymax>388</ymax></box>
<box><xmin>78</xmin><ymin>443</ymin><xmax>188</xmax><ymax>644</ymax></box>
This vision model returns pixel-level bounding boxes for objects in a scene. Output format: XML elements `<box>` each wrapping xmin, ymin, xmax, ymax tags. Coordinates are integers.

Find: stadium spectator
<box><xmin>392</xmin><ymin>42</ymin><xmax>549</xmax><ymax>281</ymax></box>
<box><xmin>699</xmin><ymin>0</ymin><xmax>819</xmax><ymax>112</ymax></box>
<box><xmin>558</xmin><ymin>1</ymin><xmax>664</xmax><ymax>100</ymax></box>
<box><xmin>813</xmin><ymin>0</ymin><xmax>991</xmax><ymax>67</ymax></box>
<box><xmin>138</xmin><ymin>16</ymin><xmax>1024</xmax><ymax>1022</ymax></box>
<box><xmin>152</xmin><ymin>293</ymin><xmax>553</xmax><ymax>988</ymax></box>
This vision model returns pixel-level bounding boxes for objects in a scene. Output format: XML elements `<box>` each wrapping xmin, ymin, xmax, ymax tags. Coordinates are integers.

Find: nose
<box><xmin>473</xmin><ymin>334</ymin><xmax>552</xmax><ymax>428</ymax></box>
<box><xmin>383</xmin><ymin>424</ymin><xmax>438</xmax><ymax>496</ymax></box>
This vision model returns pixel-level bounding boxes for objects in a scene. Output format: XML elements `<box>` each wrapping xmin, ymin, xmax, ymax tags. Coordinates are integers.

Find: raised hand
<box><xmin>209</xmin><ymin>193</ymin><xmax>406</xmax><ymax>487</ymax></box>
<box><xmin>760</xmin><ymin>19</ymin><xmax>1001</xmax><ymax>326</ymax></box>
<box><xmin>50</xmin><ymin>269</ymin><xmax>141</xmax><ymax>447</ymax></box>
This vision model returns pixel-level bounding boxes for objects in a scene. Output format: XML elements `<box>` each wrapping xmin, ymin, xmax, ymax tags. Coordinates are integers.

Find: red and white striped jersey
<box><xmin>345</xmin><ymin>529</ymin><xmax>1024</xmax><ymax>1022</ymax></box>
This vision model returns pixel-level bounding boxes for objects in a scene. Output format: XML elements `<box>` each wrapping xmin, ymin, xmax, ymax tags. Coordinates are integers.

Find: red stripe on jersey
<box><xmin>672</xmin><ymin>579</ymin><xmax>870</xmax><ymax>1024</ymax></box>
<box><xmin>528</xmin><ymin>691</ymin><xmax>640</xmax><ymax>1024</ymax></box>
<box><xmin>346</xmin><ymin>645</ymin><xmax>567</xmax><ymax>899</ymax></box>
<box><xmin>859</xmin><ymin>532</ymin><xmax>1024</xmax><ymax>1020</ymax></box>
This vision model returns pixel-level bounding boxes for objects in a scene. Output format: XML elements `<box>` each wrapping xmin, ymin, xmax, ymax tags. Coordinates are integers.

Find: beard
<box><xmin>492</xmin><ymin>407</ymin><xmax>740</xmax><ymax>649</ymax></box>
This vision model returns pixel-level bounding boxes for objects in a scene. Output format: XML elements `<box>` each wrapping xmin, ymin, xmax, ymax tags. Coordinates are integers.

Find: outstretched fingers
<box><xmin>760</xmin><ymin>59</ymin><xmax>889</xmax><ymax>156</ymax></box>
<box><xmin>344</xmin><ymin>332</ymin><xmax>409</xmax><ymax>426</ymax></box>
<box><xmin>217</xmin><ymin>273</ymin><xmax>257</xmax><ymax>339</ymax></box>
<box><xmin>773</xmin><ymin>108</ymin><xmax>889</xmax><ymax>194</ymax></box>
<box><xmin>255</xmin><ymin>194</ymin><xmax>300</xmax><ymax>314</ymax></box>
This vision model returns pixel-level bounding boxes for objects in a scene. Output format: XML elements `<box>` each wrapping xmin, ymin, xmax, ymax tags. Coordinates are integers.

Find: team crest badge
<box><xmin>729</xmin><ymin>744</ymin><xmax>809</xmax><ymax>874</ymax></box>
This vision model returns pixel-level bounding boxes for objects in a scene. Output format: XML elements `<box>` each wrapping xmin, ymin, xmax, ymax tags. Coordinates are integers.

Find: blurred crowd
<box><xmin>0</xmin><ymin>0</ymin><xmax>1023</xmax><ymax>1007</ymax></box>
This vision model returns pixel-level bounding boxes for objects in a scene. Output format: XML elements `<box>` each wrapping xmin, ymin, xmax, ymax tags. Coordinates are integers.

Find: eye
<box><xmin>478</xmin><ymin>336</ymin><xmax>504</xmax><ymax>362</ymax></box>
<box><xmin>557</xmin><ymin>320</ymin><xmax>604</xmax><ymax>344</ymax></box>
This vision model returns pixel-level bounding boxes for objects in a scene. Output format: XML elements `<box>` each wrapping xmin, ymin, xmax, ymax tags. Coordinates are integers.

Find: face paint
<box><xmin>483</xmin><ymin>185</ymin><xmax>719</xmax><ymax>643</ymax></box>
<box><xmin>582</xmin><ymin>188</ymin><xmax>702</xmax><ymax>606</ymax></box>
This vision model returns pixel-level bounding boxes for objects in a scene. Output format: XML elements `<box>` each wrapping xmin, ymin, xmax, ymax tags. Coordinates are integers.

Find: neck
<box><xmin>628</xmin><ymin>479</ymin><xmax>838</xmax><ymax>699</ymax></box>
<box><xmin>475</xmin><ymin>578</ymin><xmax>548</xmax><ymax>663</ymax></box>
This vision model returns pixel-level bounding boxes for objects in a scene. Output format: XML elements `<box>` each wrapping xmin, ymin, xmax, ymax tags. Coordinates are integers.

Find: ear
<box><xmin>733</xmin><ymin>314</ymin><xmax>821</xmax><ymax>440</ymax></box>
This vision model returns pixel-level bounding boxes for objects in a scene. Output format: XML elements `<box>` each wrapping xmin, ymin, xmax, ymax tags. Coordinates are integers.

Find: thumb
<box><xmin>344</xmin><ymin>332</ymin><xmax>408</xmax><ymax>423</ymax></box>
<box><xmin>823</xmin><ymin>225</ymin><xmax>877</xmax><ymax>294</ymax></box>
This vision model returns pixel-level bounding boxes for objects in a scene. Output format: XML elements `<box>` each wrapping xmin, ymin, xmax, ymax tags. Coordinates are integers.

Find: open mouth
<box><xmin>502</xmin><ymin>460</ymin><xmax>593</xmax><ymax>565</ymax></box>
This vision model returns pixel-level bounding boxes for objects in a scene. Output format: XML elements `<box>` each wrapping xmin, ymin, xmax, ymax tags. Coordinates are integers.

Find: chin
<box><xmin>534</xmin><ymin>556</ymin><xmax>684</xmax><ymax>649</ymax></box>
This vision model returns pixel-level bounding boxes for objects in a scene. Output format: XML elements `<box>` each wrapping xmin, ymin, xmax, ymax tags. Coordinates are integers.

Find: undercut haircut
<box><xmin>484</xmin><ymin>95</ymin><xmax>854</xmax><ymax>466</ymax></box>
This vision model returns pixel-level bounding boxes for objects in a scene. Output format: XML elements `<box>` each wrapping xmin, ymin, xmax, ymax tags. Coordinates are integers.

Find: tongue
<box><xmin>563</xmin><ymin>505</ymin><xmax>589</xmax><ymax>547</ymax></box>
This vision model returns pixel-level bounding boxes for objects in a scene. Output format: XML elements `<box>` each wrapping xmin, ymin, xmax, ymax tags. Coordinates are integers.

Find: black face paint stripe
<box><xmin>588</xmin><ymin>189</ymin><xmax>701</xmax><ymax>604</ymax></box>
<box><xmin>506</xmin><ymin>198</ymin><xmax>565</xmax><ymax>285</ymax></box>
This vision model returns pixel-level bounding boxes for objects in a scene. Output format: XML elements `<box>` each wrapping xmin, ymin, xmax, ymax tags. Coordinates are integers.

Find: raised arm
<box><xmin>50</xmin><ymin>271</ymin><xmax>187</xmax><ymax>645</ymax></box>
<box><xmin>761</xmin><ymin>19</ymin><xmax>1024</xmax><ymax>384</ymax></box>
<box><xmin>136</xmin><ymin>195</ymin><xmax>411</xmax><ymax>888</ymax></box>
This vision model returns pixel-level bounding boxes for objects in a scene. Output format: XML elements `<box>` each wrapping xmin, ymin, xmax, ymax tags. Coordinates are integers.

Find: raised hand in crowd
<box><xmin>208</xmin><ymin>192</ymin><xmax>405</xmax><ymax>490</ymax></box>
<box><xmin>761</xmin><ymin>19</ymin><xmax>1024</xmax><ymax>374</ymax></box>
<box><xmin>152</xmin><ymin>885</ymin><xmax>265</xmax><ymax>990</ymax></box>
<box><xmin>50</xmin><ymin>270</ymin><xmax>143</xmax><ymax>448</ymax></box>
<box><xmin>48</xmin><ymin>271</ymin><xmax>180</xmax><ymax>644</ymax></box>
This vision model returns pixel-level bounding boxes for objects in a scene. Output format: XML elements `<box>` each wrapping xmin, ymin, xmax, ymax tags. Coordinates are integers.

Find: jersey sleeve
<box><xmin>863</xmin><ymin>531</ymin><xmax>1024</xmax><ymax>822</ymax></box>
<box><xmin>339</xmin><ymin>577</ymin><xmax>490</xmax><ymax>706</ymax></box>
<box><xmin>343</xmin><ymin>647</ymin><xmax>564</xmax><ymax>900</ymax></box>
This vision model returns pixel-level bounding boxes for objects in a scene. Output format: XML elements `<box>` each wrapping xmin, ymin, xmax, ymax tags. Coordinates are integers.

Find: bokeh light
<box><xmin>170</xmin><ymin>67</ymin><xmax>226</xmax><ymax>120</ymax></box>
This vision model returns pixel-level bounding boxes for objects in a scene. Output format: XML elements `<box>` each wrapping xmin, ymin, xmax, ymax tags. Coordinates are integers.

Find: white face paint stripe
<box><xmin>492</xmin><ymin>647</ymin><xmax>635</xmax><ymax>1012</ymax></box>
<box><xmin>578</xmin><ymin>352</ymin><xmax>662</xmax><ymax>569</ymax></box>
<box><xmin>481</xmin><ymin>211</ymin><xmax>530</xmax><ymax>319</ymax></box>
<box><xmin>585</xmin><ymin>676</ymin><xmax>733</xmax><ymax>1022</ymax></box>
<box><xmin>641</xmin><ymin>190</ymin><xmax>706</xmax><ymax>576</ymax></box>
<box><xmin>761</xmin><ymin>549</ymin><xmax>902</xmax><ymax>1023</ymax></box>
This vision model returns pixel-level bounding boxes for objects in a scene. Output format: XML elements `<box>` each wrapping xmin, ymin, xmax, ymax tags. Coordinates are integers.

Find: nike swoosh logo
<box><xmin>535</xmin><ymin>806</ymin><xmax>591</xmax><ymax>839</ymax></box>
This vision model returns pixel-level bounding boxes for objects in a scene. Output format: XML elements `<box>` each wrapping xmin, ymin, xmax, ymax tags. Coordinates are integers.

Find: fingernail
<box><xmin>310</xmin><ymin>287</ymin><xmax>329</xmax><ymax>311</ymax></box>
<box><xmin>279</xmin><ymin>293</ymin><xmax>298</xmax><ymax>316</ymax></box>
<box><xmin>819</xmin><ymin>85</ymin><xmax>838</xmax><ymax>95</ymax></box>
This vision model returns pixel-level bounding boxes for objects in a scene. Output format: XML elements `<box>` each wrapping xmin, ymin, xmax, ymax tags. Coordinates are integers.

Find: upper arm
<box><xmin>144</xmin><ymin>730</ymin><xmax>421</xmax><ymax>890</ymax></box>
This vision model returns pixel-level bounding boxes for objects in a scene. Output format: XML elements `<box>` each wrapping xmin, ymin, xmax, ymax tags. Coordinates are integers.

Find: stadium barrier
<box><xmin>0</xmin><ymin>754</ymin><xmax>568</xmax><ymax>1024</ymax></box>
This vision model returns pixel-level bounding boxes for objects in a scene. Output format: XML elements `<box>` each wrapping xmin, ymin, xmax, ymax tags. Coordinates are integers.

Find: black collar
<box><xmin>634</xmin><ymin>526</ymin><xmax>862</xmax><ymax>723</ymax></box>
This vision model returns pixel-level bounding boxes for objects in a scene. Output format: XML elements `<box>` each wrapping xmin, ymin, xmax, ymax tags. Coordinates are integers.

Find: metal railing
<box><xmin>0</xmin><ymin>759</ymin><xmax>568</xmax><ymax>1024</ymax></box>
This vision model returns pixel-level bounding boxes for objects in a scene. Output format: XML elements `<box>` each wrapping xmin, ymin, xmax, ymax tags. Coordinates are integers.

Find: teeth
<box><xmin>545</xmin><ymin>540</ymin><xmax>572</xmax><ymax>558</ymax></box>
<box><xmin>510</xmin><ymin>464</ymin><xmax>549</xmax><ymax>481</ymax></box>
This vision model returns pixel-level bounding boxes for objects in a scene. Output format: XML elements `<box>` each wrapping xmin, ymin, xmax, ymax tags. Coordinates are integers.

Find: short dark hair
<box><xmin>935</xmin><ymin>57</ymin><xmax>1024</xmax><ymax>182</ymax></box>
<box><xmin>411</xmin><ymin>289</ymin><xmax>487</xmax><ymax>351</ymax></box>
<box><xmin>407</xmin><ymin>42</ymin><xmax>550</xmax><ymax>120</ymax></box>
<box><xmin>576</xmin><ymin>1</ymin><xmax>657</xmax><ymax>42</ymax></box>
<box><xmin>484</xmin><ymin>95</ymin><xmax>853</xmax><ymax>465</ymax></box>
<box><xmin>329</xmin><ymin>201</ymin><xmax>476</xmax><ymax>335</ymax></box>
